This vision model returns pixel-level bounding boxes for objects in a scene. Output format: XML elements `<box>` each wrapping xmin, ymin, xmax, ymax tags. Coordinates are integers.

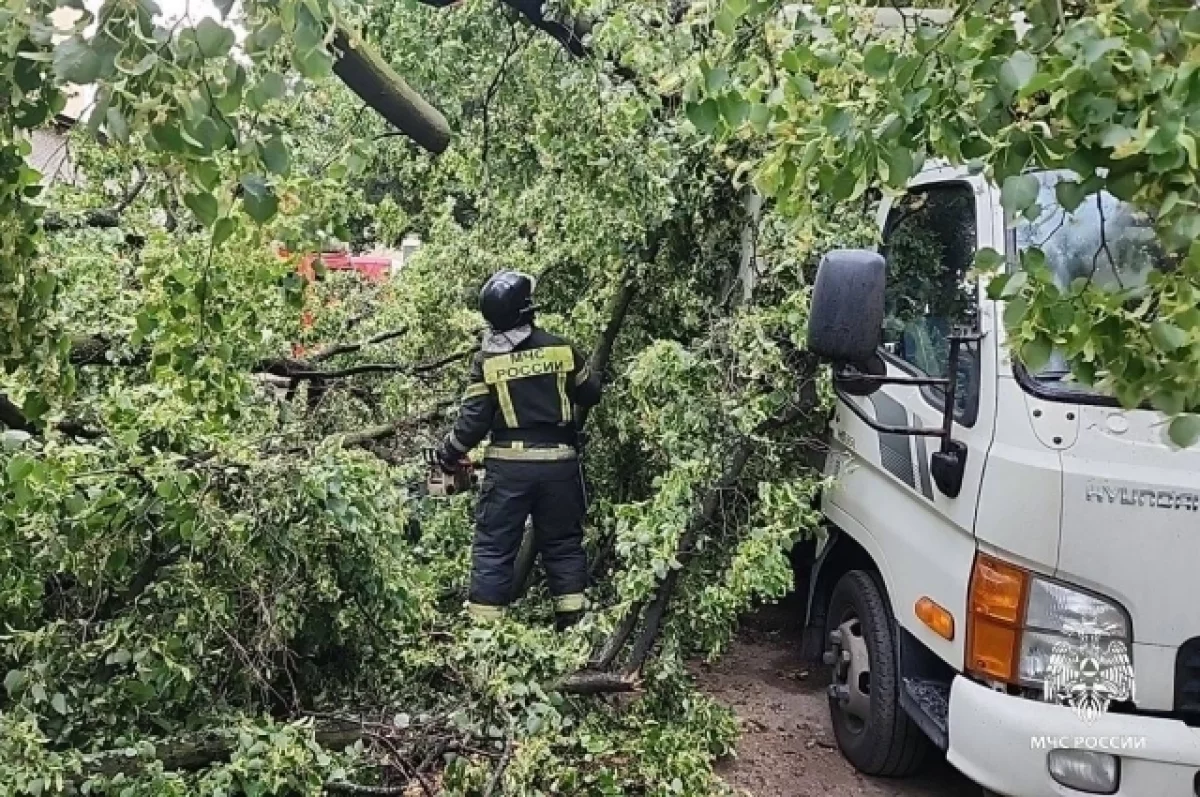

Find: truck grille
<box><xmin>1175</xmin><ymin>638</ymin><xmax>1200</xmax><ymax>720</ymax></box>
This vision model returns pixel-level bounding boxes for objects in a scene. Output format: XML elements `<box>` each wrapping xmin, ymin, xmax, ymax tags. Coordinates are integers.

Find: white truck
<box><xmin>800</xmin><ymin>164</ymin><xmax>1200</xmax><ymax>796</ymax></box>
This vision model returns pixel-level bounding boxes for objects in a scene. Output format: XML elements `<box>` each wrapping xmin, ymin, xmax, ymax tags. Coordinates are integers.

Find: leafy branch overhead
<box><xmin>692</xmin><ymin>0</ymin><xmax>1200</xmax><ymax>444</ymax></box>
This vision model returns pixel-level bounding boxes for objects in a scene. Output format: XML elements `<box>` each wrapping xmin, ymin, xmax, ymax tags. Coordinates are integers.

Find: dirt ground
<box><xmin>693</xmin><ymin>599</ymin><xmax>980</xmax><ymax>797</ymax></box>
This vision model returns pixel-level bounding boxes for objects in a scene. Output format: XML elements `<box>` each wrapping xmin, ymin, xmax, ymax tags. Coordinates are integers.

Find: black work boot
<box><xmin>554</xmin><ymin>610</ymin><xmax>583</xmax><ymax>631</ymax></box>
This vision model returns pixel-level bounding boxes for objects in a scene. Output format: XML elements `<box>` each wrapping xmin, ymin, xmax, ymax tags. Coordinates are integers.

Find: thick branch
<box><xmin>556</xmin><ymin>669</ymin><xmax>640</xmax><ymax>696</ymax></box>
<box><xmin>622</xmin><ymin>437</ymin><xmax>757</xmax><ymax>675</ymax></box>
<box><xmin>331</xmin><ymin>27</ymin><xmax>451</xmax><ymax>154</ymax></box>
<box><xmin>419</xmin><ymin>0</ymin><xmax>587</xmax><ymax>56</ymax></box>
<box><xmin>324</xmin><ymin>783</ymin><xmax>406</xmax><ymax>796</ymax></box>
<box><xmin>590</xmin><ymin>607</ymin><xmax>641</xmax><ymax>670</ymax></box>
<box><xmin>582</xmin><ymin>406</ymin><xmax>803</xmax><ymax>678</ymax></box>
<box><xmin>0</xmin><ymin>392</ymin><xmax>102</xmax><ymax>440</ymax></box>
<box><xmin>43</xmin><ymin>167</ymin><xmax>148</xmax><ymax>233</ymax></box>
<box><xmin>258</xmin><ymin>348</ymin><xmax>475</xmax><ymax>382</ymax></box>
<box><xmin>311</xmin><ymin>327</ymin><xmax>409</xmax><ymax>363</ymax></box>
<box><xmin>587</xmin><ymin>267</ymin><xmax>638</xmax><ymax>381</ymax></box>
<box><xmin>84</xmin><ymin>727</ymin><xmax>364</xmax><ymax>779</ymax></box>
<box><xmin>69</xmin><ymin>334</ymin><xmax>148</xmax><ymax>367</ymax></box>
<box><xmin>335</xmin><ymin>401</ymin><xmax>455</xmax><ymax>449</ymax></box>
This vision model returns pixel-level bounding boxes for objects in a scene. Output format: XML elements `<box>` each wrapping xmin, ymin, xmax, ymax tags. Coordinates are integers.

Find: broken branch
<box><xmin>332</xmin><ymin>27</ymin><xmax>451</xmax><ymax>154</ymax></box>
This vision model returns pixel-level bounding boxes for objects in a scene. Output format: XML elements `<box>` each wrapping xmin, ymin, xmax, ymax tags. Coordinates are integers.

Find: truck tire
<box><xmin>825</xmin><ymin>570</ymin><xmax>930</xmax><ymax>777</ymax></box>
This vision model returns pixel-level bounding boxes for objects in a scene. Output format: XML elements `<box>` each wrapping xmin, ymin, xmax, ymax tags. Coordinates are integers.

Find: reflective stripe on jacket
<box><xmin>445</xmin><ymin>326</ymin><xmax>602</xmax><ymax>457</ymax></box>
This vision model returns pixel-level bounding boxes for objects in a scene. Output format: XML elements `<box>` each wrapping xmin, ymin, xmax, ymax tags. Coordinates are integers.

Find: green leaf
<box><xmin>1000</xmin><ymin>173</ymin><xmax>1040</xmax><ymax>218</ymax></box>
<box><xmin>240</xmin><ymin>175</ymin><xmax>279</xmax><ymax>224</ymax></box>
<box><xmin>1100</xmin><ymin>125</ymin><xmax>1134</xmax><ymax>150</ymax></box>
<box><xmin>189</xmin><ymin>160</ymin><xmax>221</xmax><ymax>192</ymax></box>
<box><xmin>105</xmin><ymin>106</ymin><xmax>130</xmax><ymax>144</ymax></box>
<box><xmin>260</xmin><ymin>136</ymin><xmax>291</xmax><ymax>176</ymax></box>
<box><xmin>831</xmin><ymin>168</ymin><xmax>856</xmax><ymax>201</ymax></box>
<box><xmin>249</xmin><ymin>72</ymin><xmax>286</xmax><ymax>110</ymax></box>
<box><xmin>723</xmin><ymin>0</ymin><xmax>748</xmax><ymax>17</ymax></box>
<box><xmin>1054</xmin><ymin>179</ymin><xmax>1086</xmax><ymax>213</ymax></box>
<box><xmin>884</xmin><ymin>146</ymin><xmax>914</xmax><ymax>187</ymax></box>
<box><xmin>294</xmin><ymin>46</ymin><xmax>334</xmax><ymax>80</ymax></box>
<box><xmin>117</xmin><ymin>51</ymin><xmax>157</xmax><ymax>76</ymax></box>
<box><xmin>53</xmin><ymin>37</ymin><xmax>101</xmax><ymax>84</ymax></box>
<box><xmin>213</xmin><ymin>217</ymin><xmax>235</xmax><ymax>247</ymax></box>
<box><xmin>6</xmin><ymin>455</ymin><xmax>35</xmax><ymax>485</ymax></box>
<box><xmin>705</xmin><ymin>66</ymin><xmax>729</xmax><ymax>95</ymax></box>
<box><xmin>999</xmin><ymin>50</ymin><xmax>1037</xmax><ymax>94</ymax></box>
<box><xmin>1000</xmin><ymin>270</ymin><xmax>1027</xmax><ymax>298</ymax></box>
<box><xmin>1003</xmin><ymin>296</ymin><xmax>1029</xmax><ymax>327</ymax></box>
<box><xmin>748</xmin><ymin>103</ymin><xmax>772</xmax><ymax>134</ymax></box>
<box><xmin>1168</xmin><ymin>415</ymin><xmax>1200</xmax><ymax>448</ymax></box>
<box><xmin>686</xmin><ymin>100</ymin><xmax>720</xmax><ymax>134</ymax></box>
<box><xmin>863</xmin><ymin>45</ymin><xmax>892</xmax><ymax>80</ymax></box>
<box><xmin>1083</xmin><ymin>37</ymin><xmax>1122</xmax><ymax>66</ymax></box>
<box><xmin>1150</xmin><ymin>321</ymin><xmax>1189</xmax><ymax>352</ymax></box>
<box><xmin>822</xmin><ymin>107</ymin><xmax>852</xmax><ymax>138</ymax></box>
<box><xmin>215</xmin><ymin>0</ymin><xmax>235</xmax><ymax>17</ymax></box>
<box><xmin>986</xmin><ymin>273</ymin><xmax>1010</xmax><ymax>300</ymax></box>
<box><xmin>718</xmin><ymin>94</ymin><xmax>749</xmax><ymax>128</ymax></box>
<box><xmin>250</xmin><ymin>20</ymin><xmax>283</xmax><ymax>54</ymax></box>
<box><xmin>4</xmin><ymin>670</ymin><xmax>26</xmax><ymax>696</ymax></box>
<box><xmin>194</xmin><ymin>18</ymin><xmax>235</xmax><ymax>57</ymax></box>
<box><xmin>1020</xmin><ymin>335</ymin><xmax>1053</xmax><ymax>372</ymax></box>
<box><xmin>1152</xmin><ymin>390</ymin><xmax>1186</xmax><ymax>416</ymax></box>
<box><xmin>715</xmin><ymin>8</ymin><xmax>736</xmax><ymax>36</ymax></box>
<box><xmin>51</xmin><ymin>693</ymin><xmax>67</xmax><ymax>715</ymax></box>
<box><xmin>184</xmin><ymin>191</ymin><xmax>219</xmax><ymax>227</ymax></box>
<box><xmin>1107</xmin><ymin>172</ymin><xmax>1139</xmax><ymax>202</ymax></box>
<box><xmin>975</xmin><ymin>247</ymin><xmax>1005</xmax><ymax>275</ymax></box>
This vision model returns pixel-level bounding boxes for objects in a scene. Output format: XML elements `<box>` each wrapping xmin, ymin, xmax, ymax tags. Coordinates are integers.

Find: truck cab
<box><xmin>804</xmin><ymin>164</ymin><xmax>1200</xmax><ymax>796</ymax></box>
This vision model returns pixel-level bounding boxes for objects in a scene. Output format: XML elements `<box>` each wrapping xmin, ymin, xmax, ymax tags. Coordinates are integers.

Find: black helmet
<box><xmin>479</xmin><ymin>270</ymin><xmax>535</xmax><ymax>332</ymax></box>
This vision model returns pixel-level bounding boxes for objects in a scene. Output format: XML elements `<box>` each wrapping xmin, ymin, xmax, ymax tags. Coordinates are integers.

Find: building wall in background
<box><xmin>31</xmin><ymin>7</ymin><xmax>91</xmax><ymax>187</ymax></box>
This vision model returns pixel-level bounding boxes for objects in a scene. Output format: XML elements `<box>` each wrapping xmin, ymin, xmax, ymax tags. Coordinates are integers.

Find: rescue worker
<box><xmin>437</xmin><ymin>270</ymin><xmax>602</xmax><ymax>630</ymax></box>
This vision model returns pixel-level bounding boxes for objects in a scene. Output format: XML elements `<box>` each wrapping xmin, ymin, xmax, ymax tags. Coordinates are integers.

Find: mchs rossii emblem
<box><xmin>1044</xmin><ymin>619</ymin><xmax>1136</xmax><ymax>725</ymax></box>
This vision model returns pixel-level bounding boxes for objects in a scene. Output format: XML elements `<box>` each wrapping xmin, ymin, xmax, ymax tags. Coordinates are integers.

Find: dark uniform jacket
<box><xmin>445</xmin><ymin>326</ymin><xmax>602</xmax><ymax>459</ymax></box>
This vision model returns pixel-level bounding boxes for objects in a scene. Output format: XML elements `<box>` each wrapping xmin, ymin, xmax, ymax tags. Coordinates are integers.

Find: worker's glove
<box><xmin>436</xmin><ymin>444</ymin><xmax>465</xmax><ymax>475</ymax></box>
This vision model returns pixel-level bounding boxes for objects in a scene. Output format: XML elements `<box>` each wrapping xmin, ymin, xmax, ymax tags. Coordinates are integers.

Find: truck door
<box><xmin>823</xmin><ymin>168</ymin><xmax>999</xmax><ymax>662</ymax></box>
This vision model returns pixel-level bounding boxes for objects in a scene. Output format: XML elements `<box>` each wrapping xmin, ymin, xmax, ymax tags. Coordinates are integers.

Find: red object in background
<box><xmin>317</xmin><ymin>252</ymin><xmax>392</xmax><ymax>282</ymax></box>
<box><xmin>278</xmin><ymin>247</ymin><xmax>393</xmax><ymax>358</ymax></box>
<box><xmin>282</xmin><ymin>248</ymin><xmax>393</xmax><ymax>284</ymax></box>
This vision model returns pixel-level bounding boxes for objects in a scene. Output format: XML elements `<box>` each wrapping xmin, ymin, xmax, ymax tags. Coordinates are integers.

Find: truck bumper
<box><xmin>947</xmin><ymin>675</ymin><xmax>1200</xmax><ymax>796</ymax></box>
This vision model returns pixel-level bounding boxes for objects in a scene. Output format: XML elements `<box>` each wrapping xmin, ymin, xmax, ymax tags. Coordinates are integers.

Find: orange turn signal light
<box><xmin>916</xmin><ymin>597</ymin><xmax>955</xmax><ymax>641</ymax></box>
<box><xmin>966</xmin><ymin>554</ymin><xmax>1029</xmax><ymax>683</ymax></box>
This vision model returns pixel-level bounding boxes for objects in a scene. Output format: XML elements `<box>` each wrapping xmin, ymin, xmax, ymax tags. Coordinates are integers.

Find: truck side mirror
<box><xmin>806</xmin><ymin>250</ymin><xmax>887</xmax><ymax>366</ymax></box>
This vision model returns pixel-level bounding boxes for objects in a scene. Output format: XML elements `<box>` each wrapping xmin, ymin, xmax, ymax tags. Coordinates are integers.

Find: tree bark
<box><xmin>332</xmin><ymin>27</ymin><xmax>451</xmax><ymax>155</ymax></box>
<box><xmin>622</xmin><ymin>437</ymin><xmax>756</xmax><ymax>675</ymax></box>
<box><xmin>334</xmin><ymin>401</ymin><xmax>455</xmax><ymax>449</ymax></box>
<box><xmin>257</xmin><ymin>348</ymin><xmax>475</xmax><ymax>382</ymax></box>
<box><xmin>555</xmin><ymin>669</ymin><xmax>640</xmax><ymax>696</ymax></box>
<box><xmin>84</xmin><ymin>727</ymin><xmax>365</xmax><ymax>779</ymax></box>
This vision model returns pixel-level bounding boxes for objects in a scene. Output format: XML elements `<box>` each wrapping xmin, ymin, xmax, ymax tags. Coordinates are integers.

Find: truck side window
<box><xmin>880</xmin><ymin>183</ymin><xmax>980</xmax><ymax>425</ymax></box>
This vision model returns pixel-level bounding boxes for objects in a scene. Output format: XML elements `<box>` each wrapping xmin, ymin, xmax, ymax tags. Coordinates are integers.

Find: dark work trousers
<box><xmin>469</xmin><ymin>459</ymin><xmax>588</xmax><ymax>609</ymax></box>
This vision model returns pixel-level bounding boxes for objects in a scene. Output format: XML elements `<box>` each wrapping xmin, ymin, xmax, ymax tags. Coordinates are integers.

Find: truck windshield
<box><xmin>1013</xmin><ymin>171</ymin><xmax>1170</xmax><ymax>387</ymax></box>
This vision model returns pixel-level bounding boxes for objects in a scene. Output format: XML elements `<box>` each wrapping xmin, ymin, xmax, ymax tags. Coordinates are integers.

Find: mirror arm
<box><xmin>835</xmin><ymin>372</ymin><xmax>947</xmax><ymax>389</ymax></box>
<box><xmin>833</xmin><ymin>383</ymin><xmax>948</xmax><ymax>438</ymax></box>
<box><xmin>832</xmin><ymin>332</ymin><xmax>985</xmax><ymax>450</ymax></box>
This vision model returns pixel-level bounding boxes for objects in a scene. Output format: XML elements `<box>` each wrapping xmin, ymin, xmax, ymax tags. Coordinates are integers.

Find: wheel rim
<box><xmin>829</xmin><ymin>613</ymin><xmax>872</xmax><ymax>735</ymax></box>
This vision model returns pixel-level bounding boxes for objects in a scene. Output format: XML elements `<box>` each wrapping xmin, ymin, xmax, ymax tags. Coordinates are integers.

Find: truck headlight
<box><xmin>966</xmin><ymin>554</ymin><xmax>1132</xmax><ymax>690</ymax></box>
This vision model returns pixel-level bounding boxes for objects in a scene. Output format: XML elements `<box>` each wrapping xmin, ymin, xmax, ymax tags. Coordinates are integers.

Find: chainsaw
<box><xmin>421</xmin><ymin>448</ymin><xmax>480</xmax><ymax>497</ymax></box>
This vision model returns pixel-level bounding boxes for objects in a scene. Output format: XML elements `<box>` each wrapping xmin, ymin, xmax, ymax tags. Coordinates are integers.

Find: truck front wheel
<box><xmin>825</xmin><ymin>569</ymin><xmax>930</xmax><ymax>777</ymax></box>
